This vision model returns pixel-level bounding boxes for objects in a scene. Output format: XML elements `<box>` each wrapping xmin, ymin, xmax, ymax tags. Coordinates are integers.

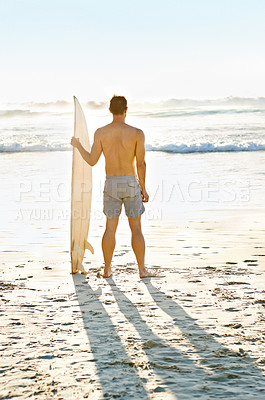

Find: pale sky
<box><xmin>1</xmin><ymin>0</ymin><xmax>265</xmax><ymax>102</ymax></box>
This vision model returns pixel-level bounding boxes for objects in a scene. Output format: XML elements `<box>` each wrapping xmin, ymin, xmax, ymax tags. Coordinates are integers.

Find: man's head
<box><xmin>109</xmin><ymin>95</ymin><xmax>127</xmax><ymax>115</ymax></box>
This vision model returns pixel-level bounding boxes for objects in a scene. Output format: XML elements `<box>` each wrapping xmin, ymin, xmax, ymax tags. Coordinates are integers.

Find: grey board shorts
<box><xmin>103</xmin><ymin>175</ymin><xmax>145</xmax><ymax>219</ymax></box>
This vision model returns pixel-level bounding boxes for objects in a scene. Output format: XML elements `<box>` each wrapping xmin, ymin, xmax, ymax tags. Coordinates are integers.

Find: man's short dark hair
<box><xmin>109</xmin><ymin>95</ymin><xmax>127</xmax><ymax>115</ymax></box>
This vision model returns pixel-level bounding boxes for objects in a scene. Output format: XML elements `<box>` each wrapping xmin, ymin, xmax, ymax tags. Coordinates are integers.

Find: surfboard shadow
<box><xmin>142</xmin><ymin>279</ymin><xmax>265</xmax><ymax>398</ymax></box>
<box><xmin>72</xmin><ymin>274</ymin><xmax>150</xmax><ymax>400</ymax></box>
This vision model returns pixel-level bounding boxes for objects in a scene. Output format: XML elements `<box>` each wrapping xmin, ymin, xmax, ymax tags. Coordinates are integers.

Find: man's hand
<box><xmin>71</xmin><ymin>137</ymin><xmax>80</xmax><ymax>148</ymax></box>
<box><xmin>141</xmin><ymin>188</ymin><xmax>149</xmax><ymax>203</ymax></box>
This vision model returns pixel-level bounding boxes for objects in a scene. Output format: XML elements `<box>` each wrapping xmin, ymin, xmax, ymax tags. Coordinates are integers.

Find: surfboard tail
<box><xmin>71</xmin><ymin>239</ymin><xmax>94</xmax><ymax>274</ymax></box>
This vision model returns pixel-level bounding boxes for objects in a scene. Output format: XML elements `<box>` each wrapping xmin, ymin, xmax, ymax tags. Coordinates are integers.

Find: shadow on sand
<box><xmin>143</xmin><ymin>279</ymin><xmax>265</xmax><ymax>398</ymax></box>
<box><xmin>72</xmin><ymin>274</ymin><xmax>150</xmax><ymax>399</ymax></box>
<box><xmin>73</xmin><ymin>275</ymin><xmax>265</xmax><ymax>399</ymax></box>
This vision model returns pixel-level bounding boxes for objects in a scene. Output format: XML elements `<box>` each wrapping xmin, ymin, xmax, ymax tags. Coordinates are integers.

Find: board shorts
<box><xmin>103</xmin><ymin>175</ymin><xmax>145</xmax><ymax>219</ymax></box>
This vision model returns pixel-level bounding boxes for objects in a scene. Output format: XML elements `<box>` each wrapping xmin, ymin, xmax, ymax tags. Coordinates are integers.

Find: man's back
<box><xmin>98</xmin><ymin>122</ymin><xmax>142</xmax><ymax>177</ymax></box>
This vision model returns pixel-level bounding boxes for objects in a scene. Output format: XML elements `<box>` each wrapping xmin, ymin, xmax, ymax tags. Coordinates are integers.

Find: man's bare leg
<box><xmin>128</xmin><ymin>216</ymin><xmax>155</xmax><ymax>278</ymax></box>
<box><xmin>102</xmin><ymin>217</ymin><xmax>119</xmax><ymax>277</ymax></box>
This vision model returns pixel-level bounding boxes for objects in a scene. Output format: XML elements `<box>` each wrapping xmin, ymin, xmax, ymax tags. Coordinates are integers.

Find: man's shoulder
<box><xmin>95</xmin><ymin>124</ymin><xmax>110</xmax><ymax>131</ymax></box>
<box><xmin>134</xmin><ymin>127</ymin><xmax>144</xmax><ymax>138</ymax></box>
<box><xmin>94</xmin><ymin>124</ymin><xmax>111</xmax><ymax>136</ymax></box>
<box><xmin>125</xmin><ymin>124</ymin><xmax>144</xmax><ymax>136</ymax></box>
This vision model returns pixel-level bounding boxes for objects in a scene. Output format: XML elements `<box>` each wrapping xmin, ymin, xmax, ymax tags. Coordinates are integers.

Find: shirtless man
<box><xmin>71</xmin><ymin>95</ymin><xmax>153</xmax><ymax>278</ymax></box>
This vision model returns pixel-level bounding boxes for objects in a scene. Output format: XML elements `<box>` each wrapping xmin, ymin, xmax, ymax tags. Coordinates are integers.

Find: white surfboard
<box><xmin>70</xmin><ymin>97</ymin><xmax>94</xmax><ymax>274</ymax></box>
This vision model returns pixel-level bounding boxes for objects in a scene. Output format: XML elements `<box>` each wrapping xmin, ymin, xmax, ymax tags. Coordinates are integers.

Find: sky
<box><xmin>1</xmin><ymin>0</ymin><xmax>265</xmax><ymax>102</ymax></box>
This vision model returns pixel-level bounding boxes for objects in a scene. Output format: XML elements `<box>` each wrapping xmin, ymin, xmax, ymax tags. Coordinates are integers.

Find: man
<box><xmin>71</xmin><ymin>95</ymin><xmax>154</xmax><ymax>278</ymax></box>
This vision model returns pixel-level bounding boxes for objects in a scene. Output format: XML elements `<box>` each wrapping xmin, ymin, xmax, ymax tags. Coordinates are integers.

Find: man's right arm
<box><xmin>135</xmin><ymin>129</ymin><xmax>149</xmax><ymax>203</ymax></box>
<box><xmin>71</xmin><ymin>129</ymin><xmax>102</xmax><ymax>166</ymax></box>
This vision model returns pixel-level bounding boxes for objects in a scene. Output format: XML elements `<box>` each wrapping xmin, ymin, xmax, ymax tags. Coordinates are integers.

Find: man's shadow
<box><xmin>143</xmin><ymin>279</ymin><xmax>265</xmax><ymax>397</ymax></box>
<box><xmin>107</xmin><ymin>278</ymin><xmax>209</xmax><ymax>390</ymax></box>
<box><xmin>72</xmin><ymin>274</ymin><xmax>150</xmax><ymax>400</ymax></box>
<box><xmin>107</xmin><ymin>277</ymin><xmax>265</xmax><ymax>399</ymax></box>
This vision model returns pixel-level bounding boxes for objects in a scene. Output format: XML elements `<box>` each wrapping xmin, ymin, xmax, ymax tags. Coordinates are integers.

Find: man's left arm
<box><xmin>71</xmin><ymin>129</ymin><xmax>102</xmax><ymax>166</ymax></box>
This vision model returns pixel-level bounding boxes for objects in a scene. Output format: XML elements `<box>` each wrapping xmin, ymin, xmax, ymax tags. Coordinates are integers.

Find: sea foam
<box><xmin>145</xmin><ymin>143</ymin><xmax>265</xmax><ymax>154</ymax></box>
<box><xmin>1</xmin><ymin>142</ymin><xmax>265</xmax><ymax>154</ymax></box>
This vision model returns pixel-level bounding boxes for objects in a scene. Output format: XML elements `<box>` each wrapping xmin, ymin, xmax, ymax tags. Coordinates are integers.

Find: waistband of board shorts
<box><xmin>105</xmin><ymin>175</ymin><xmax>137</xmax><ymax>182</ymax></box>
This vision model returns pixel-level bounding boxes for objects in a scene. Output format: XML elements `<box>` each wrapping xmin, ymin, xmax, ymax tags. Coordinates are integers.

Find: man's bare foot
<box><xmin>102</xmin><ymin>267</ymin><xmax>112</xmax><ymax>278</ymax></box>
<box><xmin>139</xmin><ymin>268</ymin><xmax>158</xmax><ymax>278</ymax></box>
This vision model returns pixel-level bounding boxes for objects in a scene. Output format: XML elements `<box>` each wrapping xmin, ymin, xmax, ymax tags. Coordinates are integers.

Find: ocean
<box><xmin>1</xmin><ymin>97</ymin><xmax>265</xmax><ymax>154</ymax></box>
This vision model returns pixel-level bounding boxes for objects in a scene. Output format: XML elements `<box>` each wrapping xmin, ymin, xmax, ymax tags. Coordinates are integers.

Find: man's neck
<box><xmin>112</xmin><ymin>114</ymin><xmax>126</xmax><ymax>124</ymax></box>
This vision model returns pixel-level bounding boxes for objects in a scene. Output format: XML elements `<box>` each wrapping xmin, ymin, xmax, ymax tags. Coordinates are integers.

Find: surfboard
<box><xmin>70</xmin><ymin>96</ymin><xmax>94</xmax><ymax>274</ymax></box>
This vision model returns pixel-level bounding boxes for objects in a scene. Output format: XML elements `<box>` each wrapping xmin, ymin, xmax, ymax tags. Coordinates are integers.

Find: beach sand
<box><xmin>1</xmin><ymin>151</ymin><xmax>265</xmax><ymax>399</ymax></box>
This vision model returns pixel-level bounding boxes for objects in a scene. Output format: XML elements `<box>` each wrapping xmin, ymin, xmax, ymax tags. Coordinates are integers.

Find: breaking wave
<box><xmin>145</xmin><ymin>142</ymin><xmax>265</xmax><ymax>154</ymax></box>
<box><xmin>1</xmin><ymin>142</ymin><xmax>265</xmax><ymax>154</ymax></box>
<box><xmin>0</xmin><ymin>144</ymin><xmax>71</xmax><ymax>153</ymax></box>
